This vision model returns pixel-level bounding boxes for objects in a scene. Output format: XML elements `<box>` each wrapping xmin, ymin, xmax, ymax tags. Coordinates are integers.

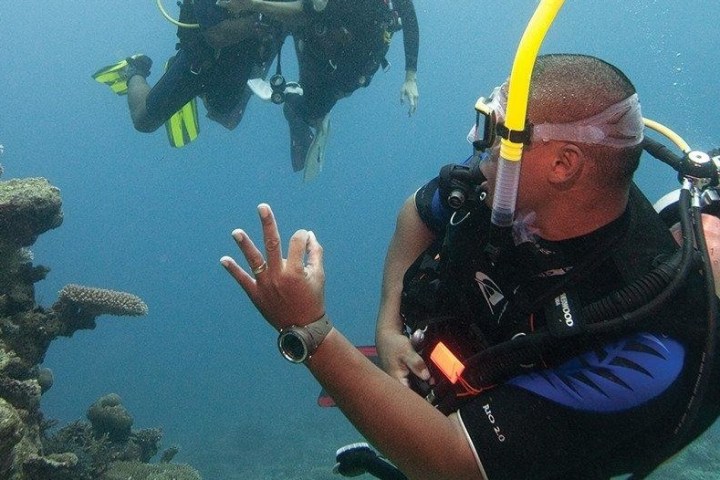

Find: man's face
<box><xmin>478</xmin><ymin>138</ymin><xmax>550</xmax><ymax>214</ymax></box>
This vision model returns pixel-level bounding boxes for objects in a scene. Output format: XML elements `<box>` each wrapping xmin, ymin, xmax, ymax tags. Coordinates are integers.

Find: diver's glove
<box><xmin>334</xmin><ymin>443</ymin><xmax>407</xmax><ymax>480</ymax></box>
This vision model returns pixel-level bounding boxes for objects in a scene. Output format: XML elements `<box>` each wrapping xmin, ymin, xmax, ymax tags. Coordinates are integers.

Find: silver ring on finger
<box><xmin>252</xmin><ymin>261</ymin><xmax>268</xmax><ymax>276</ymax></box>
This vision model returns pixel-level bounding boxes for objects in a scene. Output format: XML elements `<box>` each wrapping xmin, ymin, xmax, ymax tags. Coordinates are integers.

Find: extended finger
<box><xmin>258</xmin><ymin>204</ymin><xmax>283</xmax><ymax>271</ymax></box>
<box><xmin>305</xmin><ymin>231</ymin><xmax>324</xmax><ymax>274</ymax></box>
<box><xmin>219</xmin><ymin>255</ymin><xmax>256</xmax><ymax>294</ymax></box>
<box><xmin>287</xmin><ymin>230</ymin><xmax>310</xmax><ymax>275</ymax></box>
<box><xmin>230</xmin><ymin>229</ymin><xmax>266</xmax><ymax>271</ymax></box>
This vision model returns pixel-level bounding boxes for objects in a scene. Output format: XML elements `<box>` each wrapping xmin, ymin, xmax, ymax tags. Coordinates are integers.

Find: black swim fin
<box><xmin>334</xmin><ymin>443</ymin><xmax>408</xmax><ymax>480</ymax></box>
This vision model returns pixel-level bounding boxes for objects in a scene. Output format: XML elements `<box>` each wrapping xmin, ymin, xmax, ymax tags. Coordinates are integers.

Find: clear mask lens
<box><xmin>468</xmin><ymin>85</ymin><xmax>507</xmax><ymax>151</ymax></box>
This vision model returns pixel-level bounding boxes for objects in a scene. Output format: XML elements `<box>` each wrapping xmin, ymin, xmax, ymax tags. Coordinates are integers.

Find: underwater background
<box><xmin>1</xmin><ymin>0</ymin><xmax>719</xmax><ymax>478</ymax></box>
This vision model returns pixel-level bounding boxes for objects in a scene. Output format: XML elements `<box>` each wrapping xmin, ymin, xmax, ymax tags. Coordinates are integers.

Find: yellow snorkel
<box><xmin>491</xmin><ymin>0</ymin><xmax>565</xmax><ymax>228</ymax></box>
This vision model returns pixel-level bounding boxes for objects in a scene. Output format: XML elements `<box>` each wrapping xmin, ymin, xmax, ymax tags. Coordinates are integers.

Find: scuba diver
<box><xmin>93</xmin><ymin>0</ymin><xmax>286</xmax><ymax>147</ymax></box>
<box><xmin>374</xmin><ymin>54</ymin><xmax>720</xmax><ymax>479</ymax></box>
<box><xmin>220</xmin><ymin>52</ymin><xmax>720</xmax><ymax>480</ymax></box>
<box><xmin>217</xmin><ymin>0</ymin><xmax>420</xmax><ymax>181</ymax></box>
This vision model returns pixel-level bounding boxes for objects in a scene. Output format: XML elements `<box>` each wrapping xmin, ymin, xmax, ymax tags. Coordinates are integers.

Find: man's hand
<box><xmin>376</xmin><ymin>323</ymin><xmax>430</xmax><ymax>387</ymax></box>
<box><xmin>221</xmin><ymin>203</ymin><xmax>326</xmax><ymax>330</ymax></box>
<box><xmin>400</xmin><ymin>70</ymin><xmax>419</xmax><ymax>116</ymax></box>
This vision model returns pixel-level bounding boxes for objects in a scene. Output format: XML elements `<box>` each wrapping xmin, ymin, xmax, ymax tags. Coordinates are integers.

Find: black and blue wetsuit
<box><xmin>408</xmin><ymin>156</ymin><xmax>720</xmax><ymax>479</ymax></box>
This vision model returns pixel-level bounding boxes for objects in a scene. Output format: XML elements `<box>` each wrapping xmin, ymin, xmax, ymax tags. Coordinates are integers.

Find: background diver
<box><xmin>93</xmin><ymin>0</ymin><xmax>287</xmax><ymax>148</ymax></box>
<box><xmin>218</xmin><ymin>0</ymin><xmax>420</xmax><ymax>181</ymax></box>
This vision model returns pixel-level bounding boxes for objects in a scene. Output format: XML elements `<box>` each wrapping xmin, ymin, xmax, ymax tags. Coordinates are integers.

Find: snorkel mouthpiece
<box><xmin>492</xmin><ymin>142</ymin><xmax>524</xmax><ymax>226</ymax></box>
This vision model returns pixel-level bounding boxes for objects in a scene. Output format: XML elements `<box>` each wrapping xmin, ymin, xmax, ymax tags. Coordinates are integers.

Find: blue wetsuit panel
<box><xmin>508</xmin><ymin>332</ymin><xmax>685</xmax><ymax>412</ymax></box>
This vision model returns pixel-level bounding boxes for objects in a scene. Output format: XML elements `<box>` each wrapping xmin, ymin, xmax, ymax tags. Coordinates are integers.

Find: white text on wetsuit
<box><xmin>557</xmin><ymin>292</ymin><xmax>574</xmax><ymax>327</ymax></box>
<box><xmin>483</xmin><ymin>404</ymin><xmax>506</xmax><ymax>442</ymax></box>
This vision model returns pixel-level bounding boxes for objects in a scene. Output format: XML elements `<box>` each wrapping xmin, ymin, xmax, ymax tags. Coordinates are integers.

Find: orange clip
<box><xmin>430</xmin><ymin>342</ymin><xmax>465</xmax><ymax>384</ymax></box>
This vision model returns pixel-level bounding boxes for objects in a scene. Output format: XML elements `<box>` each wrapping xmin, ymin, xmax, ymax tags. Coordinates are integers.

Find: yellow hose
<box><xmin>643</xmin><ymin>118</ymin><xmax>692</xmax><ymax>154</ymax></box>
<box><xmin>156</xmin><ymin>0</ymin><xmax>200</xmax><ymax>29</ymax></box>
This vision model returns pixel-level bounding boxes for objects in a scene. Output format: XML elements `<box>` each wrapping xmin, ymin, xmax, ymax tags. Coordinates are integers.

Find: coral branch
<box><xmin>56</xmin><ymin>285</ymin><xmax>148</xmax><ymax>317</ymax></box>
<box><xmin>51</xmin><ymin>284</ymin><xmax>149</xmax><ymax>335</ymax></box>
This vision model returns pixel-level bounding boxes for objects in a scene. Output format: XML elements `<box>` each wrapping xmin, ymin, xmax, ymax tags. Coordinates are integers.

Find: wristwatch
<box><xmin>277</xmin><ymin>314</ymin><xmax>333</xmax><ymax>363</ymax></box>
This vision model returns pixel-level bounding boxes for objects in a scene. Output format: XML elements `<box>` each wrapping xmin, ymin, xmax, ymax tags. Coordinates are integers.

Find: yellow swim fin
<box><xmin>165</xmin><ymin>97</ymin><xmax>200</xmax><ymax>148</ymax></box>
<box><xmin>162</xmin><ymin>56</ymin><xmax>200</xmax><ymax>148</ymax></box>
<box><xmin>92</xmin><ymin>58</ymin><xmax>130</xmax><ymax>95</ymax></box>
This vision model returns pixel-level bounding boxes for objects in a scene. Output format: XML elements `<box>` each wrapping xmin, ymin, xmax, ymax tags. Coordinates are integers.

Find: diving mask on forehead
<box><xmin>467</xmin><ymin>84</ymin><xmax>645</xmax><ymax>150</ymax></box>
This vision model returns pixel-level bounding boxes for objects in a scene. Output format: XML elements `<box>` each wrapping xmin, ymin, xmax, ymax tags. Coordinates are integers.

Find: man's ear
<box><xmin>548</xmin><ymin>143</ymin><xmax>584</xmax><ymax>184</ymax></box>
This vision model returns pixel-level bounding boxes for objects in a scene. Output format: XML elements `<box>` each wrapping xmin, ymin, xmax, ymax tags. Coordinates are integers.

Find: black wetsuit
<box><xmin>407</xmin><ymin>156</ymin><xmax>720</xmax><ymax>479</ymax></box>
<box><xmin>145</xmin><ymin>0</ymin><xmax>278</xmax><ymax>127</ymax></box>
<box><xmin>290</xmin><ymin>0</ymin><xmax>419</xmax><ymax>123</ymax></box>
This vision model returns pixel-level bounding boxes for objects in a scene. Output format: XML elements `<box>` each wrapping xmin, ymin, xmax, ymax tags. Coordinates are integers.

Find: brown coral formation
<box><xmin>87</xmin><ymin>394</ymin><xmax>134</xmax><ymax>443</ymax></box>
<box><xmin>53</xmin><ymin>284</ymin><xmax>148</xmax><ymax>332</ymax></box>
<box><xmin>0</xmin><ymin>177</ymin><xmax>63</xmax><ymax>248</ymax></box>
<box><xmin>0</xmin><ymin>176</ymin><xmax>186</xmax><ymax>480</ymax></box>
<box><xmin>57</xmin><ymin>285</ymin><xmax>148</xmax><ymax>317</ymax></box>
<box><xmin>39</xmin><ymin>397</ymin><xmax>170</xmax><ymax>479</ymax></box>
<box><xmin>104</xmin><ymin>460</ymin><xmax>201</xmax><ymax>480</ymax></box>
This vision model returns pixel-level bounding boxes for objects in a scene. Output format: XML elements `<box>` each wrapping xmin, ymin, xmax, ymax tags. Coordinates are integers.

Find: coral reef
<box><xmin>53</xmin><ymin>285</ymin><xmax>148</xmax><ymax>332</ymax></box>
<box><xmin>40</xmin><ymin>396</ymin><xmax>176</xmax><ymax>479</ymax></box>
<box><xmin>0</xmin><ymin>176</ymin><xmax>194</xmax><ymax>479</ymax></box>
<box><xmin>104</xmin><ymin>460</ymin><xmax>201</xmax><ymax>480</ymax></box>
<box><xmin>0</xmin><ymin>177</ymin><xmax>63</xmax><ymax>248</ymax></box>
<box><xmin>86</xmin><ymin>394</ymin><xmax>134</xmax><ymax>443</ymax></box>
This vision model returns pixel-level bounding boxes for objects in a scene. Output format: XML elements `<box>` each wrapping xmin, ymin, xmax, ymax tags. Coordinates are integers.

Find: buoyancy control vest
<box><xmin>175</xmin><ymin>0</ymin><xmax>281</xmax><ymax>73</ymax></box>
<box><xmin>174</xmin><ymin>0</ymin><xmax>215</xmax><ymax>73</ymax></box>
<box><xmin>400</xmin><ymin>182</ymin><xmax>711</xmax><ymax>414</ymax></box>
<box><xmin>301</xmin><ymin>0</ymin><xmax>399</xmax><ymax>89</ymax></box>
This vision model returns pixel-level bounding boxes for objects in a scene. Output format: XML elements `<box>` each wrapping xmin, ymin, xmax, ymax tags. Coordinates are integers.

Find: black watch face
<box><xmin>281</xmin><ymin>332</ymin><xmax>308</xmax><ymax>362</ymax></box>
